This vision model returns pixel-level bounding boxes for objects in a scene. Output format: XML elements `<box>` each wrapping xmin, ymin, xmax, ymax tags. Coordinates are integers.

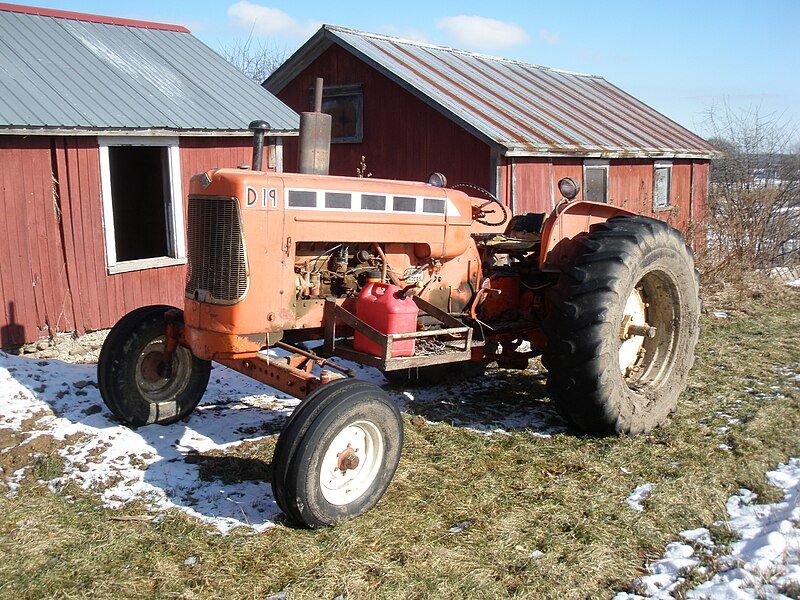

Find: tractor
<box><xmin>98</xmin><ymin>85</ymin><xmax>700</xmax><ymax>528</ymax></box>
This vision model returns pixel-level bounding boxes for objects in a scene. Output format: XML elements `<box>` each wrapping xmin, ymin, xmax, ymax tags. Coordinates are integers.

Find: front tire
<box><xmin>542</xmin><ymin>216</ymin><xmax>700</xmax><ymax>435</ymax></box>
<box><xmin>98</xmin><ymin>305</ymin><xmax>211</xmax><ymax>426</ymax></box>
<box><xmin>271</xmin><ymin>379</ymin><xmax>403</xmax><ymax>528</ymax></box>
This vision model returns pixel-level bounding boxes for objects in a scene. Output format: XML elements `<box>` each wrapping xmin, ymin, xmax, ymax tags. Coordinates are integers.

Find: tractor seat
<box><xmin>475</xmin><ymin>212</ymin><xmax>546</xmax><ymax>252</ymax></box>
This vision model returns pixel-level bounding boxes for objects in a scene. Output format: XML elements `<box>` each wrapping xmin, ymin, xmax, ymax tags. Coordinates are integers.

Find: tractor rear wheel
<box><xmin>271</xmin><ymin>379</ymin><xmax>403</xmax><ymax>528</ymax></box>
<box><xmin>542</xmin><ymin>216</ymin><xmax>700</xmax><ymax>435</ymax></box>
<box><xmin>98</xmin><ymin>305</ymin><xmax>211</xmax><ymax>426</ymax></box>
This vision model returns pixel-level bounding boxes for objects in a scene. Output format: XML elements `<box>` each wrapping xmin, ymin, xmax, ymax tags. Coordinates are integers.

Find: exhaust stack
<box><xmin>248</xmin><ymin>120</ymin><xmax>271</xmax><ymax>171</ymax></box>
<box><xmin>298</xmin><ymin>77</ymin><xmax>332</xmax><ymax>175</ymax></box>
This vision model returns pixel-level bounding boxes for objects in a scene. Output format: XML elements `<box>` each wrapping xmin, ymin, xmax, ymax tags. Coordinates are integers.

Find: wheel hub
<box><xmin>139</xmin><ymin>350</ymin><xmax>166</xmax><ymax>383</ymax></box>
<box><xmin>134</xmin><ymin>337</ymin><xmax>192</xmax><ymax>401</ymax></box>
<box><xmin>619</xmin><ymin>287</ymin><xmax>654</xmax><ymax>375</ymax></box>
<box><xmin>336</xmin><ymin>445</ymin><xmax>360</xmax><ymax>473</ymax></box>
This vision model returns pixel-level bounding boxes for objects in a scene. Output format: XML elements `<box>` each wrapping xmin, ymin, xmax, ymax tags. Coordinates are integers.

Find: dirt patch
<box><xmin>0</xmin><ymin>420</ymin><xmax>89</xmax><ymax>489</ymax></box>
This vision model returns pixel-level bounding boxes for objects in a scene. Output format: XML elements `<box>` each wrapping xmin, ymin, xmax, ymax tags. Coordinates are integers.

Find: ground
<box><xmin>0</xmin><ymin>290</ymin><xmax>798</xmax><ymax>599</ymax></box>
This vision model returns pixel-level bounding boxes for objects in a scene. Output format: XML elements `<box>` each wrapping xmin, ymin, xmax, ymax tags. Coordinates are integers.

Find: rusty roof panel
<box><xmin>267</xmin><ymin>25</ymin><xmax>716</xmax><ymax>158</ymax></box>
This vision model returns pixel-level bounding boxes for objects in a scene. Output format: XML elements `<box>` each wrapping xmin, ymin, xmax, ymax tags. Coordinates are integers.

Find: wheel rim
<box><xmin>134</xmin><ymin>336</ymin><xmax>193</xmax><ymax>402</ymax></box>
<box><xmin>319</xmin><ymin>420</ymin><xmax>384</xmax><ymax>506</ymax></box>
<box><xmin>618</xmin><ymin>287</ymin><xmax>648</xmax><ymax>374</ymax></box>
<box><xmin>618</xmin><ymin>270</ymin><xmax>680</xmax><ymax>389</ymax></box>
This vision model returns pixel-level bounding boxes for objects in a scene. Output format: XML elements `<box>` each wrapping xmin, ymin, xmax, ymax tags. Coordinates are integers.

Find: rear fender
<box><xmin>539</xmin><ymin>200</ymin><xmax>634</xmax><ymax>272</ymax></box>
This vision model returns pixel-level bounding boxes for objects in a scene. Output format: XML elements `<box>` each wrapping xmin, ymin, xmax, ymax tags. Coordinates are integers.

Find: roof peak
<box><xmin>0</xmin><ymin>2</ymin><xmax>189</xmax><ymax>33</ymax></box>
<box><xmin>322</xmin><ymin>24</ymin><xmax>602</xmax><ymax>79</ymax></box>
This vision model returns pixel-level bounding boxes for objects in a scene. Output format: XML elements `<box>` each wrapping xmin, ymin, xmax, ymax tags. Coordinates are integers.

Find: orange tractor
<box><xmin>99</xmin><ymin>96</ymin><xmax>700</xmax><ymax>528</ymax></box>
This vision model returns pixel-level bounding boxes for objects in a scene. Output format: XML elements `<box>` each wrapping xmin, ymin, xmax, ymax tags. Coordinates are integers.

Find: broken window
<box><xmin>653</xmin><ymin>162</ymin><xmax>672</xmax><ymax>210</ymax></box>
<box><xmin>316</xmin><ymin>84</ymin><xmax>363</xmax><ymax>144</ymax></box>
<box><xmin>99</xmin><ymin>137</ymin><xmax>185</xmax><ymax>273</ymax></box>
<box><xmin>583</xmin><ymin>160</ymin><xmax>609</xmax><ymax>203</ymax></box>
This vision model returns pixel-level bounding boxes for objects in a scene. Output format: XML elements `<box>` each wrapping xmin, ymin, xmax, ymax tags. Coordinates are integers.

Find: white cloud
<box><xmin>227</xmin><ymin>1</ymin><xmax>319</xmax><ymax>38</ymax></box>
<box><xmin>538</xmin><ymin>28</ymin><xmax>560</xmax><ymax>45</ymax></box>
<box><xmin>436</xmin><ymin>15</ymin><xmax>529</xmax><ymax>50</ymax></box>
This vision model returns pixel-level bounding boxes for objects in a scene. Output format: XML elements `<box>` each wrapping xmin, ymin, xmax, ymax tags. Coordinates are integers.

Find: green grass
<box><xmin>1</xmin><ymin>294</ymin><xmax>798</xmax><ymax>600</ymax></box>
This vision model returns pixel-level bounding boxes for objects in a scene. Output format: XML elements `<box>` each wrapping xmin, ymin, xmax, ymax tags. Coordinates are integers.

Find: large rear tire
<box><xmin>542</xmin><ymin>216</ymin><xmax>700</xmax><ymax>435</ymax></box>
<box><xmin>98</xmin><ymin>305</ymin><xmax>211</xmax><ymax>426</ymax></box>
<box><xmin>271</xmin><ymin>379</ymin><xmax>403</xmax><ymax>528</ymax></box>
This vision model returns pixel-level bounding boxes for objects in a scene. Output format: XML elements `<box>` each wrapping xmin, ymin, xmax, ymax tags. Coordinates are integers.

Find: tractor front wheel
<box><xmin>271</xmin><ymin>379</ymin><xmax>403</xmax><ymax>528</ymax></box>
<box><xmin>98</xmin><ymin>305</ymin><xmax>211</xmax><ymax>426</ymax></box>
<box><xmin>542</xmin><ymin>216</ymin><xmax>700</xmax><ymax>435</ymax></box>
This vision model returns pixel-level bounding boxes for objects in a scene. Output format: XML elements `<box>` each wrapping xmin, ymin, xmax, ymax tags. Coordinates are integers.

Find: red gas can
<box><xmin>354</xmin><ymin>281</ymin><xmax>419</xmax><ymax>358</ymax></box>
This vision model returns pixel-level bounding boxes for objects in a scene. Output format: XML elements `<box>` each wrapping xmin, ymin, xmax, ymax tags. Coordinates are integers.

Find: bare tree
<box><xmin>698</xmin><ymin>103</ymin><xmax>800</xmax><ymax>282</ymax></box>
<box><xmin>220</xmin><ymin>30</ymin><xmax>287</xmax><ymax>84</ymax></box>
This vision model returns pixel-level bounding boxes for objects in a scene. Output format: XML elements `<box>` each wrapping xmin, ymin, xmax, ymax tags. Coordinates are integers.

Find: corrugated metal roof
<box><xmin>0</xmin><ymin>4</ymin><xmax>299</xmax><ymax>134</ymax></box>
<box><xmin>266</xmin><ymin>25</ymin><xmax>716</xmax><ymax>158</ymax></box>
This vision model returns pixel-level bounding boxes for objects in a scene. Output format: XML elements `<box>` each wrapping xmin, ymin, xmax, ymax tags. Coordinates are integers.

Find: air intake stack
<box><xmin>297</xmin><ymin>77</ymin><xmax>332</xmax><ymax>175</ymax></box>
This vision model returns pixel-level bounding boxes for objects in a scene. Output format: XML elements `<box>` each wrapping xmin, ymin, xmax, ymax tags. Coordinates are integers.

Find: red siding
<box><xmin>0</xmin><ymin>137</ymin><xmax>74</xmax><ymax>345</ymax></box>
<box><xmin>277</xmin><ymin>44</ymin><xmax>491</xmax><ymax>187</ymax></box>
<box><xmin>500</xmin><ymin>156</ymin><xmax>706</xmax><ymax>238</ymax></box>
<box><xmin>0</xmin><ymin>135</ymin><xmax>254</xmax><ymax>346</ymax></box>
<box><xmin>512</xmin><ymin>158</ymin><xmax>554</xmax><ymax>213</ymax></box>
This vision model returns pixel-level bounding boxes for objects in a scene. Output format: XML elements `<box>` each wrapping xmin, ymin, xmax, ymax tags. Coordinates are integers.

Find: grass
<box><xmin>1</xmin><ymin>293</ymin><xmax>798</xmax><ymax>599</ymax></box>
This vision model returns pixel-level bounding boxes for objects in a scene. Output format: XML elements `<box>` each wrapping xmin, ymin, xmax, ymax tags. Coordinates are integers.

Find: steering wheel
<box><xmin>452</xmin><ymin>183</ymin><xmax>510</xmax><ymax>227</ymax></box>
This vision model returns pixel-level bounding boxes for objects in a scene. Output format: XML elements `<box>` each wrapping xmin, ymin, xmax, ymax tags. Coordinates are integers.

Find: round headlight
<box><xmin>557</xmin><ymin>177</ymin><xmax>580</xmax><ymax>200</ymax></box>
<box><xmin>428</xmin><ymin>172</ymin><xmax>447</xmax><ymax>188</ymax></box>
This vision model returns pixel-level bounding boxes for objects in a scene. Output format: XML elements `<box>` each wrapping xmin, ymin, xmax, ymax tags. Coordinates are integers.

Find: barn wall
<box><xmin>512</xmin><ymin>158</ymin><xmax>553</xmax><ymax>213</ymax></box>
<box><xmin>0</xmin><ymin>135</ymin><xmax>255</xmax><ymax>346</ymax></box>
<box><xmin>0</xmin><ymin>137</ymin><xmax>74</xmax><ymax>345</ymax></box>
<box><xmin>505</xmin><ymin>156</ymin><xmax>708</xmax><ymax>238</ymax></box>
<box><xmin>276</xmin><ymin>44</ymin><xmax>492</xmax><ymax>187</ymax></box>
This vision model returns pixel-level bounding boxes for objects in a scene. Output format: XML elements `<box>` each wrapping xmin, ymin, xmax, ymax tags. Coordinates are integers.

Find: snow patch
<box><xmin>626</xmin><ymin>483</ymin><xmax>656</xmax><ymax>512</ymax></box>
<box><xmin>616</xmin><ymin>458</ymin><xmax>800</xmax><ymax>599</ymax></box>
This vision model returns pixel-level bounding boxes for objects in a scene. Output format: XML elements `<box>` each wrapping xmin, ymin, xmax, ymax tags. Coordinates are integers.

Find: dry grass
<box><xmin>1</xmin><ymin>292</ymin><xmax>798</xmax><ymax>599</ymax></box>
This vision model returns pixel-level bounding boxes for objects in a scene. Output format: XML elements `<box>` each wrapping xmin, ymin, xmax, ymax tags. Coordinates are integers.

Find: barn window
<box><xmin>583</xmin><ymin>160</ymin><xmax>609</xmax><ymax>203</ymax></box>
<box><xmin>653</xmin><ymin>162</ymin><xmax>672</xmax><ymax>211</ymax></box>
<box><xmin>99</xmin><ymin>137</ymin><xmax>185</xmax><ymax>274</ymax></box>
<box><xmin>316</xmin><ymin>84</ymin><xmax>363</xmax><ymax>144</ymax></box>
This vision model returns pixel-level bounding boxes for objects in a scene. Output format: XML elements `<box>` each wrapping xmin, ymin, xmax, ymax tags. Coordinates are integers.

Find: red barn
<box><xmin>266</xmin><ymin>25</ymin><xmax>716</xmax><ymax>233</ymax></box>
<box><xmin>0</xmin><ymin>3</ymin><xmax>298</xmax><ymax>346</ymax></box>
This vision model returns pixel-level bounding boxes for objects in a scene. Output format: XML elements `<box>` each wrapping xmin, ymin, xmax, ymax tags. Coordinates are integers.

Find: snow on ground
<box><xmin>626</xmin><ymin>483</ymin><xmax>656</xmax><ymax>512</ymax></box>
<box><xmin>615</xmin><ymin>458</ymin><xmax>800</xmax><ymax>600</ymax></box>
<box><xmin>0</xmin><ymin>349</ymin><xmax>561</xmax><ymax>533</ymax></box>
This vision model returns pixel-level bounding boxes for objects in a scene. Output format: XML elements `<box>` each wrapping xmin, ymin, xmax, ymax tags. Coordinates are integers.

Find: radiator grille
<box><xmin>185</xmin><ymin>196</ymin><xmax>248</xmax><ymax>303</ymax></box>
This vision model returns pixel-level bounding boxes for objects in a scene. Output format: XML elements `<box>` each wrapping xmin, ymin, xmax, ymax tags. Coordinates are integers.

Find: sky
<box><xmin>38</xmin><ymin>0</ymin><xmax>800</xmax><ymax>138</ymax></box>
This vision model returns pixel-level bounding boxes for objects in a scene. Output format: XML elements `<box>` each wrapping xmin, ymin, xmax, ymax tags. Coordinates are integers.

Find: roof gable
<box><xmin>0</xmin><ymin>4</ymin><xmax>299</xmax><ymax>134</ymax></box>
<box><xmin>266</xmin><ymin>25</ymin><xmax>715</xmax><ymax>159</ymax></box>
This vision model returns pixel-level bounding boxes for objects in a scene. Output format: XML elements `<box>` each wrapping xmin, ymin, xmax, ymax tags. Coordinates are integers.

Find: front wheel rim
<box><xmin>319</xmin><ymin>420</ymin><xmax>384</xmax><ymax>506</ymax></box>
<box><xmin>134</xmin><ymin>336</ymin><xmax>193</xmax><ymax>402</ymax></box>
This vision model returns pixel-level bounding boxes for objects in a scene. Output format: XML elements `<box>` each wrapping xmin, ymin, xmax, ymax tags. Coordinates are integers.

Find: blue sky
<box><xmin>42</xmin><ymin>0</ymin><xmax>800</xmax><ymax>138</ymax></box>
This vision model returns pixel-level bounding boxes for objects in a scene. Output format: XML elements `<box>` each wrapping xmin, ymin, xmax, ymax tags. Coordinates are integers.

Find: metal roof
<box><xmin>266</xmin><ymin>25</ymin><xmax>716</xmax><ymax>159</ymax></box>
<box><xmin>0</xmin><ymin>3</ymin><xmax>299</xmax><ymax>135</ymax></box>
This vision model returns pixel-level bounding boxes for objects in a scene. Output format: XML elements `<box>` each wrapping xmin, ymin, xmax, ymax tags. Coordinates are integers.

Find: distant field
<box><xmin>1</xmin><ymin>292</ymin><xmax>798</xmax><ymax>599</ymax></box>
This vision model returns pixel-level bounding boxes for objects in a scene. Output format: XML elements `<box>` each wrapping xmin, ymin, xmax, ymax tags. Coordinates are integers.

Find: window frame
<box><xmin>652</xmin><ymin>160</ymin><xmax>673</xmax><ymax>211</ymax></box>
<box><xmin>583</xmin><ymin>159</ymin><xmax>609</xmax><ymax>203</ymax></box>
<box><xmin>313</xmin><ymin>83</ymin><xmax>364</xmax><ymax>144</ymax></box>
<box><xmin>98</xmin><ymin>136</ymin><xmax>186</xmax><ymax>274</ymax></box>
